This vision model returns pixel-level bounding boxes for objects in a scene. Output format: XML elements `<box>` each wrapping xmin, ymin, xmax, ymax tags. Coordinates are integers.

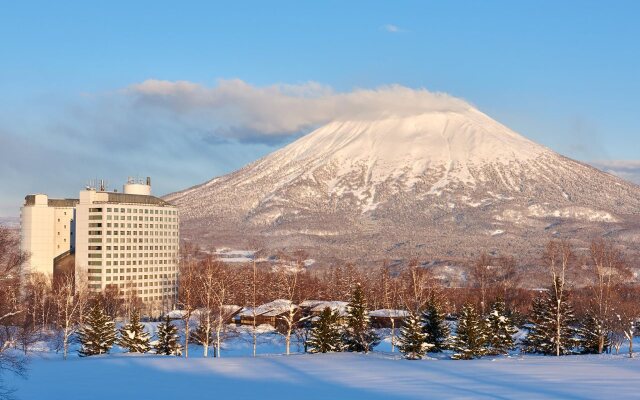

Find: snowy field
<box><xmin>5</xmin><ymin>326</ymin><xmax>640</xmax><ymax>399</ymax></box>
<box><xmin>10</xmin><ymin>351</ymin><xmax>640</xmax><ymax>400</ymax></box>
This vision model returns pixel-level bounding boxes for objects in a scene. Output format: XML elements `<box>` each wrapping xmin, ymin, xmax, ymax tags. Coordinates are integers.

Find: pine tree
<box><xmin>451</xmin><ymin>303</ymin><xmax>487</xmax><ymax>360</ymax></box>
<box><xmin>523</xmin><ymin>285</ymin><xmax>577</xmax><ymax>356</ymax></box>
<box><xmin>77</xmin><ymin>304</ymin><xmax>116</xmax><ymax>357</ymax></box>
<box><xmin>343</xmin><ymin>284</ymin><xmax>380</xmax><ymax>353</ymax></box>
<box><xmin>421</xmin><ymin>294</ymin><xmax>450</xmax><ymax>352</ymax></box>
<box><xmin>578</xmin><ymin>309</ymin><xmax>610</xmax><ymax>354</ymax></box>
<box><xmin>306</xmin><ymin>307</ymin><xmax>344</xmax><ymax>353</ymax></box>
<box><xmin>118</xmin><ymin>311</ymin><xmax>151</xmax><ymax>353</ymax></box>
<box><xmin>485</xmin><ymin>298</ymin><xmax>518</xmax><ymax>355</ymax></box>
<box><xmin>545</xmin><ymin>279</ymin><xmax>578</xmax><ymax>356</ymax></box>
<box><xmin>522</xmin><ymin>295</ymin><xmax>549</xmax><ymax>354</ymax></box>
<box><xmin>154</xmin><ymin>316</ymin><xmax>182</xmax><ymax>356</ymax></box>
<box><xmin>398</xmin><ymin>313</ymin><xmax>433</xmax><ymax>360</ymax></box>
<box><xmin>189</xmin><ymin>321</ymin><xmax>212</xmax><ymax>346</ymax></box>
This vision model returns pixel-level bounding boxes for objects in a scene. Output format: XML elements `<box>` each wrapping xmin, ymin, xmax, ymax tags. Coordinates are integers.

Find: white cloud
<box><xmin>128</xmin><ymin>79</ymin><xmax>471</xmax><ymax>140</ymax></box>
<box><xmin>590</xmin><ymin>160</ymin><xmax>640</xmax><ymax>185</ymax></box>
<box><xmin>383</xmin><ymin>24</ymin><xmax>401</xmax><ymax>33</ymax></box>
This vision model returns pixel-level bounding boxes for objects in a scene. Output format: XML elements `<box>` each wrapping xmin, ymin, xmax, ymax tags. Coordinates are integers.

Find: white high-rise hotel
<box><xmin>21</xmin><ymin>177</ymin><xmax>179</xmax><ymax>312</ymax></box>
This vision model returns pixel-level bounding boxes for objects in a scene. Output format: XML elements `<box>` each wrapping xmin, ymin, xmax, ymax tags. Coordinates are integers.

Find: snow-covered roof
<box><xmin>166</xmin><ymin>306</ymin><xmax>242</xmax><ymax>320</ymax></box>
<box><xmin>310</xmin><ymin>301</ymin><xmax>349</xmax><ymax>316</ymax></box>
<box><xmin>219</xmin><ymin>305</ymin><xmax>243</xmax><ymax>315</ymax></box>
<box><xmin>166</xmin><ymin>310</ymin><xmax>186</xmax><ymax>319</ymax></box>
<box><xmin>299</xmin><ymin>300</ymin><xmax>328</xmax><ymax>308</ymax></box>
<box><xmin>240</xmin><ymin>299</ymin><xmax>296</xmax><ymax>317</ymax></box>
<box><xmin>369</xmin><ymin>309</ymin><xmax>409</xmax><ymax>318</ymax></box>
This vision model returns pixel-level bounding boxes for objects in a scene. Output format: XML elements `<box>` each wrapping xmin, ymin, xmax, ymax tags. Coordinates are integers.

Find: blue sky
<box><xmin>1</xmin><ymin>0</ymin><xmax>639</xmax><ymax>216</ymax></box>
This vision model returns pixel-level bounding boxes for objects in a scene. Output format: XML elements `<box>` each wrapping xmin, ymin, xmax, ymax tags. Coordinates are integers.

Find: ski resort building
<box><xmin>21</xmin><ymin>177</ymin><xmax>179</xmax><ymax>314</ymax></box>
<box><xmin>20</xmin><ymin>195</ymin><xmax>78</xmax><ymax>276</ymax></box>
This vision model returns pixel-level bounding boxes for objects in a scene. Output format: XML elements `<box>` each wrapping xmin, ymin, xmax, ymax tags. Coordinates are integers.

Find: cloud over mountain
<box><xmin>128</xmin><ymin>79</ymin><xmax>472</xmax><ymax>140</ymax></box>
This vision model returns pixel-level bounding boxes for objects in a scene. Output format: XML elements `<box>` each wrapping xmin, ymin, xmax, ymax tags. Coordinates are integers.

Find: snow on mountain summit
<box><xmin>284</xmin><ymin>109</ymin><xmax>546</xmax><ymax>166</ymax></box>
<box><xmin>267</xmin><ymin>108</ymin><xmax>549</xmax><ymax>187</ymax></box>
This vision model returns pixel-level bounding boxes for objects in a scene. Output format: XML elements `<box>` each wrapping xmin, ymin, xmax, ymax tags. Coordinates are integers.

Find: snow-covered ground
<box><xmin>10</xmin><ymin>351</ymin><xmax>640</xmax><ymax>400</ymax></box>
<box><xmin>6</xmin><ymin>327</ymin><xmax>640</xmax><ymax>399</ymax></box>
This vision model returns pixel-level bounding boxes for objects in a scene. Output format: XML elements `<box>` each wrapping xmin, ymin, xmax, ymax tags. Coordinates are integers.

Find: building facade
<box><xmin>20</xmin><ymin>195</ymin><xmax>77</xmax><ymax>275</ymax></box>
<box><xmin>21</xmin><ymin>178</ymin><xmax>179</xmax><ymax>314</ymax></box>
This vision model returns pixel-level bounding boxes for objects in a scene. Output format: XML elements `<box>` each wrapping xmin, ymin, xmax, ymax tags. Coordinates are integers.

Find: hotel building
<box><xmin>21</xmin><ymin>177</ymin><xmax>179</xmax><ymax>314</ymax></box>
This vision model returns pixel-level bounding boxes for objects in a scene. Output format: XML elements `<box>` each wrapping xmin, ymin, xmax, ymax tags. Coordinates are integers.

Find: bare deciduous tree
<box><xmin>587</xmin><ymin>239</ymin><xmax>631</xmax><ymax>353</ymax></box>
<box><xmin>177</xmin><ymin>242</ymin><xmax>198</xmax><ymax>358</ymax></box>
<box><xmin>0</xmin><ymin>227</ymin><xmax>28</xmax><ymax>399</ymax></box>
<box><xmin>51</xmin><ymin>272</ymin><xmax>89</xmax><ymax>360</ymax></box>
<box><xmin>379</xmin><ymin>263</ymin><xmax>400</xmax><ymax>352</ymax></box>
<box><xmin>470</xmin><ymin>252</ymin><xmax>493</xmax><ymax>315</ymax></box>
<box><xmin>399</xmin><ymin>260</ymin><xmax>434</xmax><ymax>314</ymax></box>
<box><xmin>543</xmin><ymin>240</ymin><xmax>576</xmax><ymax>357</ymax></box>
<box><xmin>274</xmin><ymin>253</ymin><xmax>305</xmax><ymax>355</ymax></box>
<box><xmin>211</xmin><ymin>262</ymin><xmax>239</xmax><ymax>358</ymax></box>
<box><xmin>195</xmin><ymin>257</ymin><xmax>218</xmax><ymax>357</ymax></box>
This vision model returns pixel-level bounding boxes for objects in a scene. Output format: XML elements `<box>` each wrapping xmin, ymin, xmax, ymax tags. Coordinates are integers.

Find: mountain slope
<box><xmin>167</xmin><ymin>108</ymin><xmax>640</xmax><ymax>269</ymax></box>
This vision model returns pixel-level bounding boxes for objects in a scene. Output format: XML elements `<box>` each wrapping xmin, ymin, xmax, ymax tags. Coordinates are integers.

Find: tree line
<box><xmin>1</xmin><ymin>222</ymin><xmax>639</xmax><ymax>386</ymax></box>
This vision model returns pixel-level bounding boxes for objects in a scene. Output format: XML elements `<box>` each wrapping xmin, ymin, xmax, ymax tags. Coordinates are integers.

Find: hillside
<box><xmin>167</xmin><ymin>107</ymin><xmax>640</xmax><ymax>272</ymax></box>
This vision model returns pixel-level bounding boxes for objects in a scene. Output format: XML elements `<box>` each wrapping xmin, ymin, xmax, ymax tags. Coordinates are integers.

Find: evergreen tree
<box><xmin>398</xmin><ymin>313</ymin><xmax>433</xmax><ymax>360</ymax></box>
<box><xmin>578</xmin><ymin>309</ymin><xmax>610</xmax><ymax>354</ymax></box>
<box><xmin>189</xmin><ymin>321</ymin><xmax>212</xmax><ymax>346</ymax></box>
<box><xmin>154</xmin><ymin>316</ymin><xmax>182</xmax><ymax>356</ymax></box>
<box><xmin>522</xmin><ymin>295</ymin><xmax>549</xmax><ymax>354</ymax></box>
<box><xmin>545</xmin><ymin>279</ymin><xmax>578</xmax><ymax>356</ymax></box>
<box><xmin>118</xmin><ymin>311</ymin><xmax>151</xmax><ymax>353</ymax></box>
<box><xmin>485</xmin><ymin>298</ymin><xmax>518</xmax><ymax>355</ymax></box>
<box><xmin>451</xmin><ymin>303</ymin><xmax>487</xmax><ymax>360</ymax></box>
<box><xmin>306</xmin><ymin>307</ymin><xmax>344</xmax><ymax>353</ymax></box>
<box><xmin>343</xmin><ymin>284</ymin><xmax>380</xmax><ymax>353</ymax></box>
<box><xmin>522</xmin><ymin>284</ymin><xmax>577</xmax><ymax>356</ymax></box>
<box><xmin>77</xmin><ymin>304</ymin><xmax>116</xmax><ymax>357</ymax></box>
<box><xmin>421</xmin><ymin>294</ymin><xmax>450</xmax><ymax>352</ymax></box>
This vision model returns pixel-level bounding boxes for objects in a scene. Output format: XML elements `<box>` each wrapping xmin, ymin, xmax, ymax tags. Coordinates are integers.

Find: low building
<box><xmin>239</xmin><ymin>299</ymin><xmax>298</xmax><ymax>331</ymax></box>
<box><xmin>369</xmin><ymin>309</ymin><xmax>409</xmax><ymax>328</ymax></box>
<box><xmin>300</xmin><ymin>300</ymin><xmax>349</xmax><ymax>319</ymax></box>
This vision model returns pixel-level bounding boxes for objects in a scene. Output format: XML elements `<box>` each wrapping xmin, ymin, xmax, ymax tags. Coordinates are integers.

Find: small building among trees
<box><xmin>369</xmin><ymin>309</ymin><xmax>408</xmax><ymax>328</ymax></box>
<box><xmin>239</xmin><ymin>299</ymin><xmax>299</xmax><ymax>331</ymax></box>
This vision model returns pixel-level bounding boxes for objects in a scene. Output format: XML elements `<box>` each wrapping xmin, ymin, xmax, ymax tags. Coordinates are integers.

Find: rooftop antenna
<box><xmin>86</xmin><ymin>179</ymin><xmax>96</xmax><ymax>191</ymax></box>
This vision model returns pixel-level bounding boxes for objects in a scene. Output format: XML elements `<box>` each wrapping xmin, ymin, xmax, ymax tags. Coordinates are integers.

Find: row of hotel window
<box><xmin>89</xmin><ymin>207</ymin><xmax>177</xmax><ymax>214</ymax></box>
<box><xmin>88</xmin><ymin>230</ymin><xmax>178</xmax><ymax>236</ymax></box>
<box><xmin>88</xmin><ymin>223</ymin><xmax>175</xmax><ymax>229</ymax></box>
<box><xmin>87</xmin><ymin>238</ymin><xmax>177</xmax><ymax>243</ymax></box>
<box><xmin>87</xmin><ymin>275</ymin><xmax>177</xmax><ymax>283</ymax></box>
<box><xmin>88</xmin><ymin>245</ymin><xmax>176</xmax><ymax>250</ymax></box>
<box><xmin>87</xmin><ymin>253</ymin><xmax>176</xmax><ymax>258</ymax></box>
<box><xmin>89</xmin><ymin>215</ymin><xmax>177</xmax><ymax>222</ymax></box>
<box><xmin>88</xmin><ymin>266</ymin><xmax>176</xmax><ymax>273</ymax></box>
<box><xmin>87</xmin><ymin>260</ymin><xmax>175</xmax><ymax>266</ymax></box>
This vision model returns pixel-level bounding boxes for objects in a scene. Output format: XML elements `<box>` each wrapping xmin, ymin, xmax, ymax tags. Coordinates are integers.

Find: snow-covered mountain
<box><xmin>166</xmin><ymin>107</ymin><xmax>640</xmax><ymax>269</ymax></box>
